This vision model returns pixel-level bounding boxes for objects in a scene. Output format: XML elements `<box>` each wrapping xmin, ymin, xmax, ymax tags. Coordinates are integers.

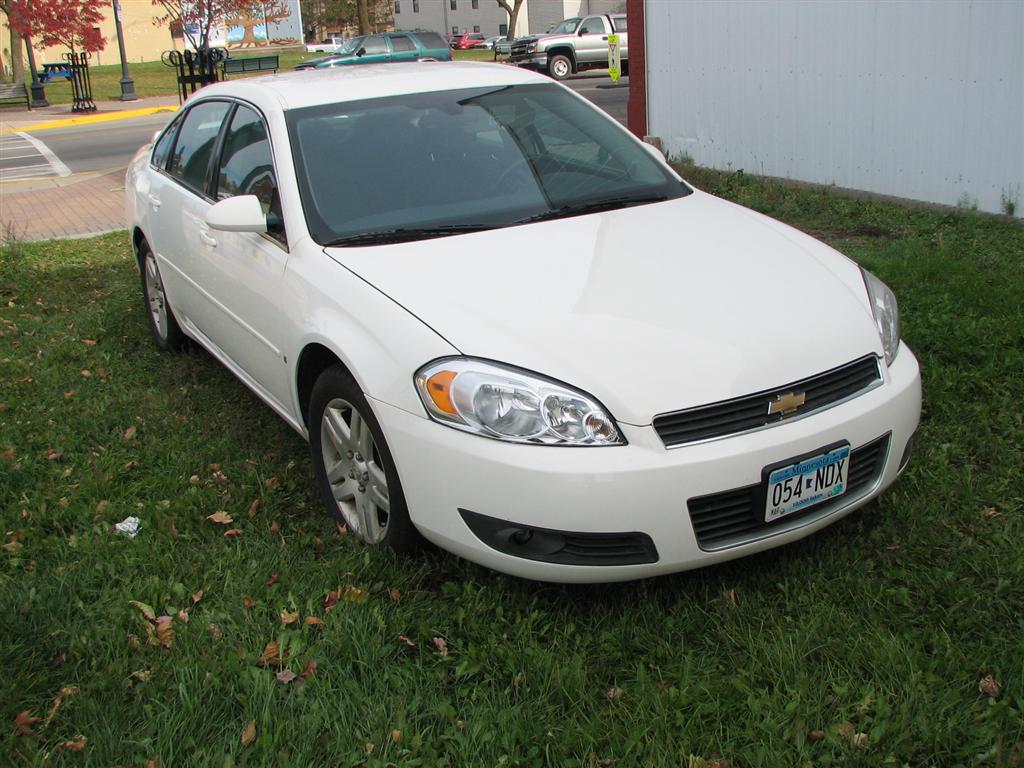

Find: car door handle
<box><xmin>199</xmin><ymin>230</ymin><xmax>218</xmax><ymax>248</ymax></box>
<box><xmin>148</xmin><ymin>194</ymin><xmax>161</xmax><ymax>209</ymax></box>
<box><xmin>601</xmin><ymin>36</ymin><xmax>608</xmax><ymax>41</ymax></box>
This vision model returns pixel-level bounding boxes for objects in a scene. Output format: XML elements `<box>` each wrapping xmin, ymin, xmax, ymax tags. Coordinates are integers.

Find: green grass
<box><xmin>1</xmin><ymin>173</ymin><xmax>1022</xmax><ymax>766</ymax></box>
<box><xmin>30</xmin><ymin>49</ymin><xmax>497</xmax><ymax>105</ymax></box>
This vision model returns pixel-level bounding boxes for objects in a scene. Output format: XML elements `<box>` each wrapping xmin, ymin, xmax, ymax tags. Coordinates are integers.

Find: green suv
<box><xmin>295</xmin><ymin>31</ymin><xmax>452</xmax><ymax>70</ymax></box>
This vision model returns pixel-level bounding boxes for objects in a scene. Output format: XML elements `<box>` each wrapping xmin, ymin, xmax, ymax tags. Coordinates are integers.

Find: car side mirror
<box><xmin>357</xmin><ymin>47</ymin><xmax>366</xmax><ymax>56</ymax></box>
<box><xmin>205</xmin><ymin>195</ymin><xmax>267</xmax><ymax>234</ymax></box>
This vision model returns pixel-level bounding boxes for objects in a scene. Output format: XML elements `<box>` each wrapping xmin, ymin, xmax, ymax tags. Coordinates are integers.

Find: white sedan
<box><xmin>125</xmin><ymin>63</ymin><xmax>921</xmax><ymax>582</ymax></box>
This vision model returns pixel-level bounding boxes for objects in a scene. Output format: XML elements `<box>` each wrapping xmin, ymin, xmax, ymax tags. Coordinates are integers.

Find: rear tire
<box><xmin>548</xmin><ymin>54</ymin><xmax>572</xmax><ymax>81</ymax></box>
<box><xmin>139</xmin><ymin>241</ymin><xmax>186</xmax><ymax>352</ymax></box>
<box><xmin>309</xmin><ymin>364</ymin><xmax>420</xmax><ymax>552</ymax></box>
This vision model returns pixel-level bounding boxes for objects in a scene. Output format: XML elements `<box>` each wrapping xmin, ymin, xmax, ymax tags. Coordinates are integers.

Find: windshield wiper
<box><xmin>516</xmin><ymin>194</ymin><xmax>669</xmax><ymax>224</ymax></box>
<box><xmin>324</xmin><ymin>224</ymin><xmax>491</xmax><ymax>247</ymax></box>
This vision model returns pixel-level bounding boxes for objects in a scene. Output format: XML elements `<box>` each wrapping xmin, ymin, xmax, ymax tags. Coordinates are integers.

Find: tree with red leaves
<box><xmin>153</xmin><ymin>0</ymin><xmax>286</xmax><ymax>51</ymax></box>
<box><xmin>6</xmin><ymin>0</ymin><xmax>106</xmax><ymax>53</ymax></box>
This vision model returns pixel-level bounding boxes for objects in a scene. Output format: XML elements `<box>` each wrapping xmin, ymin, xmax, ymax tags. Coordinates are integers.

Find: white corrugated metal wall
<box><xmin>644</xmin><ymin>0</ymin><xmax>1024</xmax><ymax>217</ymax></box>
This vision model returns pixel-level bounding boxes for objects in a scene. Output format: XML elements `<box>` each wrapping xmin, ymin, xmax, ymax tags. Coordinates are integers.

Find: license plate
<box><xmin>764</xmin><ymin>444</ymin><xmax>850</xmax><ymax>523</ymax></box>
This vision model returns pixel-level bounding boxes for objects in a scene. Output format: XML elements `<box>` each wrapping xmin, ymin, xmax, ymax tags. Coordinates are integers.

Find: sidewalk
<box><xmin>1</xmin><ymin>95</ymin><xmax>179</xmax><ymax>241</ymax></box>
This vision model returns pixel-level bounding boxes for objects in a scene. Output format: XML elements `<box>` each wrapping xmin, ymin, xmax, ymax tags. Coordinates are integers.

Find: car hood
<box><xmin>325</xmin><ymin>190</ymin><xmax>881</xmax><ymax>425</ymax></box>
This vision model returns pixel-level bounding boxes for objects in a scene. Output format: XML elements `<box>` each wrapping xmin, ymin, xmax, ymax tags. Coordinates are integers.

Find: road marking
<box><xmin>0</xmin><ymin>131</ymin><xmax>71</xmax><ymax>182</ymax></box>
<box><xmin>0</xmin><ymin>105</ymin><xmax>178</xmax><ymax>135</ymax></box>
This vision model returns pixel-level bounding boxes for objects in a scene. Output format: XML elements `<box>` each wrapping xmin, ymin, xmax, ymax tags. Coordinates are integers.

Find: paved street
<box><xmin>0</xmin><ymin>74</ymin><xmax>628</xmax><ymax>241</ymax></box>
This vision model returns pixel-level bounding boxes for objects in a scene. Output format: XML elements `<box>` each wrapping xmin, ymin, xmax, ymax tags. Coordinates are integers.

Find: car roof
<box><xmin>194</xmin><ymin>62</ymin><xmax>547</xmax><ymax>112</ymax></box>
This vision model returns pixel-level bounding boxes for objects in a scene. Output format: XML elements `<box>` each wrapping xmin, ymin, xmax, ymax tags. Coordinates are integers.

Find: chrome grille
<box><xmin>653</xmin><ymin>356</ymin><xmax>881</xmax><ymax>447</ymax></box>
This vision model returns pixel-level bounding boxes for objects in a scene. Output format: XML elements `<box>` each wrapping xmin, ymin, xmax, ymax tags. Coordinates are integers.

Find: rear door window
<box><xmin>167</xmin><ymin>100</ymin><xmax>231</xmax><ymax>195</ymax></box>
<box><xmin>579</xmin><ymin>17</ymin><xmax>607</xmax><ymax>35</ymax></box>
<box><xmin>390</xmin><ymin>34</ymin><xmax>415</xmax><ymax>52</ymax></box>
<box><xmin>361</xmin><ymin>35</ymin><xmax>389</xmax><ymax>55</ymax></box>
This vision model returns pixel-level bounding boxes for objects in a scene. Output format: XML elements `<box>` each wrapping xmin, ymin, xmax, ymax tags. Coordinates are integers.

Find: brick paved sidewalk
<box><xmin>1</xmin><ymin>170</ymin><xmax>126</xmax><ymax>241</ymax></box>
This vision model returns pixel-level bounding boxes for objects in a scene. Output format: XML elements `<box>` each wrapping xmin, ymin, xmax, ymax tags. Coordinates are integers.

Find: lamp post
<box><xmin>112</xmin><ymin>0</ymin><xmax>137</xmax><ymax>100</ymax></box>
<box><xmin>22</xmin><ymin>35</ymin><xmax>49</xmax><ymax>108</ymax></box>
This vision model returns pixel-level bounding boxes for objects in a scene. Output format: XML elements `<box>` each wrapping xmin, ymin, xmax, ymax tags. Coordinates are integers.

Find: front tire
<box><xmin>547</xmin><ymin>54</ymin><xmax>572</xmax><ymax>80</ymax></box>
<box><xmin>139</xmin><ymin>242</ymin><xmax>185</xmax><ymax>351</ymax></box>
<box><xmin>309</xmin><ymin>364</ymin><xmax>419</xmax><ymax>552</ymax></box>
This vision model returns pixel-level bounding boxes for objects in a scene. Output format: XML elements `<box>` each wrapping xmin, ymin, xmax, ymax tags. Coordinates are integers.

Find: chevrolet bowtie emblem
<box><xmin>768</xmin><ymin>391</ymin><xmax>807</xmax><ymax>416</ymax></box>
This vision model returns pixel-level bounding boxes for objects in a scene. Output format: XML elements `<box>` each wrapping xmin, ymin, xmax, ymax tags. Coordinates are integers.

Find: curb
<box><xmin>0</xmin><ymin>105</ymin><xmax>179</xmax><ymax>136</ymax></box>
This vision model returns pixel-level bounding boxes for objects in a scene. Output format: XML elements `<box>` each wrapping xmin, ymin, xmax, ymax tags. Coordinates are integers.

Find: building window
<box><xmin>413</xmin><ymin>0</ymin><xmax>419</xmax><ymax>11</ymax></box>
<box><xmin>472</xmin><ymin>0</ymin><xmax>478</xmax><ymax>7</ymax></box>
<box><xmin>452</xmin><ymin>25</ymin><xmax>458</xmax><ymax>34</ymax></box>
<box><xmin>450</xmin><ymin>0</ymin><xmax>456</xmax><ymax>10</ymax></box>
<box><xmin>394</xmin><ymin>0</ymin><xmax>400</xmax><ymax>12</ymax></box>
<box><xmin>473</xmin><ymin>25</ymin><xmax>480</xmax><ymax>33</ymax></box>
<box><xmin>499</xmin><ymin>23</ymin><xmax>507</xmax><ymax>35</ymax></box>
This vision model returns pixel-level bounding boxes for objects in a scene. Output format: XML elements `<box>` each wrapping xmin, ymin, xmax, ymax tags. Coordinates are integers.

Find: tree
<box><xmin>8</xmin><ymin>0</ymin><xmax>106</xmax><ymax>52</ymax></box>
<box><xmin>154</xmin><ymin>0</ymin><xmax>274</xmax><ymax>50</ymax></box>
<box><xmin>0</xmin><ymin>0</ymin><xmax>27</xmax><ymax>82</ymax></box>
<box><xmin>495</xmin><ymin>0</ymin><xmax>525</xmax><ymax>40</ymax></box>
<box><xmin>223</xmin><ymin>1</ymin><xmax>290</xmax><ymax>48</ymax></box>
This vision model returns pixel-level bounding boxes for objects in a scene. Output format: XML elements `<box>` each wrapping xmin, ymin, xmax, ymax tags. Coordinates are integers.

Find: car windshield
<box><xmin>337</xmin><ymin>36</ymin><xmax>365</xmax><ymax>54</ymax></box>
<box><xmin>549</xmin><ymin>18</ymin><xmax>581</xmax><ymax>34</ymax></box>
<box><xmin>287</xmin><ymin>83</ymin><xmax>690</xmax><ymax>246</ymax></box>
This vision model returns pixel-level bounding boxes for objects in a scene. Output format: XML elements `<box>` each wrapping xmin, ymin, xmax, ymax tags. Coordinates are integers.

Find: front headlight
<box><xmin>526</xmin><ymin>42</ymin><xmax>537</xmax><ymax>52</ymax></box>
<box><xmin>415</xmin><ymin>358</ymin><xmax>624</xmax><ymax>446</ymax></box>
<box><xmin>861</xmin><ymin>268</ymin><xmax>901</xmax><ymax>365</ymax></box>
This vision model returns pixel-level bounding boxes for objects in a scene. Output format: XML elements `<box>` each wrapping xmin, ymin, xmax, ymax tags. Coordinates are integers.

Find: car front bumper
<box><xmin>373</xmin><ymin>348</ymin><xmax>921</xmax><ymax>582</ymax></box>
<box><xmin>510</xmin><ymin>53</ymin><xmax>548</xmax><ymax>69</ymax></box>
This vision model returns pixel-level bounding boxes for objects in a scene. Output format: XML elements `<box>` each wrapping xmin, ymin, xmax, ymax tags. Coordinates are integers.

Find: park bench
<box><xmin>222</xmin><ymin>55</ymin><xmax>280</xmax><ymax>77</ymax></box>
<box><xmin>0</xmin><ymin>82</ymin><xmax>31</xmax><ymax>110</ymax></box>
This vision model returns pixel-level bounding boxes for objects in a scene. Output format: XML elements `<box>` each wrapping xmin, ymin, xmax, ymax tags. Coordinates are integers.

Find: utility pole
<box><xmin>112</xmin><ymin>0</ymin><xmax>137</xmax><ymax>100</ymax></box>
<box><xmin>22</xmin><ymin>34</ymin><xmax>48</xmax><ymax>107</ymax></box>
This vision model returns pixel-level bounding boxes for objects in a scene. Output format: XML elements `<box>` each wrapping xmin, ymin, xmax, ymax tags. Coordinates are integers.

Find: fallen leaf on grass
<box><xmin>388</xmin><ymin>588</ymin><xmax>401</xmax><ymax>603</ymax></box>
<box><xmin>14</xmin><ymin>710</ymin><xmax>42</xmax><ymax>735</ymax></box>
<box><xmin>47</xmin><ymin>450</ymin><xmax>64</xmax><ymax>462</ymax></box>
<box><xmin>223</xmin><ymin>528</ymin><xmax>243</xmax><ymax>537</ymax></box>
<box><xmin>390</xmin><ymin>729</ymin><xmax>401</xmax><ymax>743</ymax></box>
<box><xmin>335</xmin><ymin>522</ymin><xmax>347</xmax><ymax>539</ymax></box>
<box><xmin>155</xmin><ymin>617</ymin><xmax>175</xmax><ymax>649</ymax></box>
<box><xmin>248</xmin><ymin>499</ymin><xmax>261</xmax><ymax>517</ymax></box>
<box><xmin>95</xmin><ymin>500</ymin><xmax>108</xmax><ymax>513</ymax></box>
<box><xmin>145</xmin><ymin>760</ymin><xmax>161</xmax><ymax>768</ymax></box>
<box><xmin>275</xmin><ymin>668</ymin><xmax>297</xmax><ymax>684</ymax></box>
<box><xmin>340</xmin><ymin>585</ymin><xmax>367</xmax><ymax>603</ymax></box>
<box><xmin>265</xmin><ymin>571</ymin><xmax>278</xmax><ymax>586</ymax></box>
<box><xmin>979</xmin><ymin>675</ymin><xmax>1002</xmax><ymax>698</ymax></box>
<box><xmin>396</xmin><ymin>635</ymin><xmax>416</xmax><ymax>649</ymax></box>
<box><xmin>808</xmin><ymin>729</ymin><xmax>825</xmax><ymax>741</ymax></box>
<box><xmin>240</xmin><ymin>719</ymin><xmax>256</xmax><ymax>747</ymax></box>
<box><xmin>256</xmin><ymin>641</ymin><xmax>281</xmax><ymax>667</ymax></box>
<box><xmin>206</xmin><ymin>511</ymin><xmax>233</xmax><ymax>525</ymax></box>
<box><xmin>269</xmin><ymin>521</ymin><xmax>280</xmax><ymax>534</ymax></box>
<box><xmin>128</xmin><ymin>600</ymin><xmax>156</xmax><ymax>622</ymax></box>
<box><xmin>81</xmin><ymin>369</ymin><xmax>90</xmax><ymax>377</ymax></box>
<box><xmin>722</xmin><ymin>589</ymin><xmax>738</xmax><ymax>606</ymax></box>
<box><xmin>265</xmin><ymin>476</ymin><xmax>280</xmax><ymax>490</ymax></box>
<box><xmin>211</xmin><ymin>470</ymin><xmax>229</xmax><ymax>486</ymax></box>
<box><xmin>124</xmin><ymin>426</ymin><xmax>137</xmax><ymax>440</ymax></box>
<box><xmin>59</xmin><ymin>735</ymin><xmax>87</xmax><ymax>751</ymax></box>
<box><xmin>177</xmin><ymin>609</ymin><xmax>189</xmax><ymax>624</ymax></box>
<box><xmin>44</xmin><ymin>685</ymin><xmax>80</xmax><ymax>727</ymax></box>
<box><xmin>606</xmin><ymin>687</ymin><xmax>623</xmax><ymax>702</ymax></box>
<box><xmin>325</xmin><ymin>587</ymin><xmax>341</xmax><ymax>612</ymax></box>
<box><xmin>191</xmin><ymin>590</ymin><xmax>204</xmax><ymax>604</ymax></box>
<box><xmin>208</xmin><ymin>624</ymin><xmax>224</xmax><ymax>640</ymax></box>
<box><xmin>304</xmin><ymin>616</ymin><xmax>325</xmax><ymax>626</ymax></box>
<box><xmin>129</xmin><ymin>668</ymin><xmax>153</xmax><ymax>684</ymax></box>
<box><xmin>243</xmin><ymin>596</ymin><xmax>255</xmax><ymax>609</ymax></box>
<box><xmin>432</xmin><ymin>637</ymin><xmax>449</xmax><ymax>657</ymax></box>
<box><xmin>301</xmin><ymin>660</ymin><xmax>318</xmax><ymax>678</ymax></box>
<box><xmin>851</xmin><ymin>733</ymin><xmax>868</xmax><ymax>748</ymax></box>
<box><xmin>1</xmin><ymin>448</ymin><xmax>15</xmax><ymax>462</ymax></box>
<box><xmin>280</xmin><ymin>610</ymin><xmax>299</xmax><ymax>626</ymax></box>
<box><xmin>982</xmin><ymin>506</ymin><xmax>1000</xmax><ymax>519</ymax></box>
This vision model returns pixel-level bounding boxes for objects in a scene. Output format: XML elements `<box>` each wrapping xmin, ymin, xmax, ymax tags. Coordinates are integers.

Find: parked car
<box><xmin>493</xmin><ymin>37</ymin><xmax>514</xmax><ymax>56</ymax></box>
<box><xmin>511</xmin><ymin>13</ymin><xmax>627</xmax><ymax>80</ymax></box>
<box><xmin>305</xmin><ymin>36</ymin><xmax>347</xmax><ymax>54</ymax></box>
<box><xmin>126</xmin><ymin>63</ymin><xmax>920</xmax><ymax>583</ymax></box>
<box><xmin>452</xmin><ymin>33</ymin><xmax>488</xmax><ymax>50</ymax></box>
<box><xmin>295</xmin><ymin>31</ymin><xmax>451</xmax><ymax>69</ymax></box>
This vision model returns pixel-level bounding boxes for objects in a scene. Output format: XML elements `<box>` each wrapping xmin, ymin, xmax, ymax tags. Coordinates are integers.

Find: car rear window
<box><xmin>415</xmin><ymin>32</ymin><xmax>447</xmax><ymax>49</ymax></box>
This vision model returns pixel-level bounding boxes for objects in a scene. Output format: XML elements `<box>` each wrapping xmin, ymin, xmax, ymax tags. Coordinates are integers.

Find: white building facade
<box><xmin>641</xmin><ymin>0</ymin><xmax>1023</xmax><ymax>217</ymax></box>
<box><xmin>392</xmin><ymin>0</ymin><xmax>624</xmax><ymax>37</ymax></box>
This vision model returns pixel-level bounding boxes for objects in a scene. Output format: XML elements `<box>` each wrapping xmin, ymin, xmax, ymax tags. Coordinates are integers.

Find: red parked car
<box><xmin>452</xmin><ymin>33</ymin><xmax>488</xmax><ymax>50</ymax></box>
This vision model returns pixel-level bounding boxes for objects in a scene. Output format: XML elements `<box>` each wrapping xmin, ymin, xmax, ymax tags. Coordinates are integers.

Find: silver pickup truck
<box><xmin>509</xmin><ymin>14</ymin><xmax>628</xmax><ymax>81</ymax></box>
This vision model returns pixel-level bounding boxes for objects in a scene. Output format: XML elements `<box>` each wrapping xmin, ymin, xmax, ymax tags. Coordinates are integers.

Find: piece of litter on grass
<box><xmin>115</xmin><ymin>516</ymin><xmax>141</xmax><ymax>538</ymax></box>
